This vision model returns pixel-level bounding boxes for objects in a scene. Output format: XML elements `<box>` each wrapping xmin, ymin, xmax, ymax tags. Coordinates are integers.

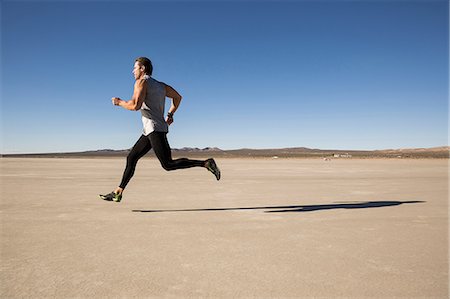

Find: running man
<box><xmin>100</xmin><ymin>57</ymin><xmax>220</xmax><ymax>202</ymax></box>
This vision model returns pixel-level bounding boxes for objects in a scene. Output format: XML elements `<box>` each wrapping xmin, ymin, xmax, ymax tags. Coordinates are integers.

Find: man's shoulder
<box><xmin>152</xmin><ymin>78</ymin><xmax>166</xmax><ymax>86</ymax></box>
<box><xmin>154</xmin><ymin>79</ymin><xmax>167</xmax><ymax>90</ymax></box>
<box><xmin>135</xmin><ymin>78</ymin><xmax>147</xmax><ymax>86</ymax></box>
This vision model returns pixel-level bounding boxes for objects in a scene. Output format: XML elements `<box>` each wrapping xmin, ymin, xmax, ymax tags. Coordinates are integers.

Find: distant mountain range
<box><xmin>2</xmin><ymin>146</ymin><xmax>449</xmax><ymax>159</ymax></box>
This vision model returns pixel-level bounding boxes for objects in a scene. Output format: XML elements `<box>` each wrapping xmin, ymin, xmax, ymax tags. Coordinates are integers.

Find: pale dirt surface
<box><xmin>1</xmin><ymin>158</ymin><xmax>448</xmax><ymax>298</ymax></box>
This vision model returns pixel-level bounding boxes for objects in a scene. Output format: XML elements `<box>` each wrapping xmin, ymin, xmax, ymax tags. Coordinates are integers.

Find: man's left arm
<box><xmin>112</xmin><ymin>79</ymin><xmax>146</xmax><ymax>111</ymax></box>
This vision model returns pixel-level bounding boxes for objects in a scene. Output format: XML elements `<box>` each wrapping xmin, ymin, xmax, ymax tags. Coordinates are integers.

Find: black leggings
<box><xmin>119</xmin><ymin>132</ymin><xmax>205</xmax><ymax>189</ymax></box>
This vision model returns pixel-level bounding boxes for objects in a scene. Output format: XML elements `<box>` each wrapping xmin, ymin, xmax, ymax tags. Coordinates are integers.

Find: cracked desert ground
<box><xmin>1</xmin><ymin>158</ymin><xmax>448</xmax><ymax>298</ymax></box>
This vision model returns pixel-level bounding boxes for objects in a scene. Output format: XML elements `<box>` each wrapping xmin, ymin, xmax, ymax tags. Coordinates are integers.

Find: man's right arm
<box><xmin>164</xmin><ymin>84</ymin><xmax>182</xmax><ymax>116</ymax></box>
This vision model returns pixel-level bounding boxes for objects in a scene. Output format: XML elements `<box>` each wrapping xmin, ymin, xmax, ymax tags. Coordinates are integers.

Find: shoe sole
<box><xmin>99</xmin><ymin>194</ymin><xmax>122</xmax><ymax>202</ymax></box>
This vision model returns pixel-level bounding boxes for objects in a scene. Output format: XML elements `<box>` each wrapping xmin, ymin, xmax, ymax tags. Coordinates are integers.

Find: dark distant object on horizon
<box><xmin>1</xmin><ymin>146</ymin><xmax>449</xmax><ymax>159</ymax></box>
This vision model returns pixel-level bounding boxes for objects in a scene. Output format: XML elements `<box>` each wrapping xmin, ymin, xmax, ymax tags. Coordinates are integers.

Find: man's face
<box><xmin>132</xmin><ymin>62</ymin><xmax>144</xmax><ymax>79</ymax></box>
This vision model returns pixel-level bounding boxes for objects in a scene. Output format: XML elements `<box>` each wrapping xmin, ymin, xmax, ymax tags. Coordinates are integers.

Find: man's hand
<box><xmin>165</xmin><ymin>115</ymin><xmax>174</xmax><ymax>126</ymax></box>
<box><xmin>112</xmin><ymin>97</ymin><xmax>122</xmax><ymax>106</ymax></box>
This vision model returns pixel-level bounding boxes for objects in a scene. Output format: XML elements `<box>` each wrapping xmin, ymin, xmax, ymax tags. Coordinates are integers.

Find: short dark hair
<box><xmin>135</xmin><ymin>57</ymin><xmax>153</xmax><ymax>75</ymax></box>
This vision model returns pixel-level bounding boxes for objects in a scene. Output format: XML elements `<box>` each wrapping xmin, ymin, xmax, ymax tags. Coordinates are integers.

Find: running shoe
<box><xmin>99</xmin><ymin>192</ymin><xmax>122</xmax><ymax>202</ymax></box>
<box><xmin>205</xmin><ymin>158</ymin><xmax>221</xmax><ymax>181</ymax></box>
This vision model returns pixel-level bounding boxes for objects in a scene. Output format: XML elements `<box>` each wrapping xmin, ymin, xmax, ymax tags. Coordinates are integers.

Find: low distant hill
<box><xmin>2</xmin><ymin>146</ymin><xmax>449</xmax><ymax>159</ymax></box>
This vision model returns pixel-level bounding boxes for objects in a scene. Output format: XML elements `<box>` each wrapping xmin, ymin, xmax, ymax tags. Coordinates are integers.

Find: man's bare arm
<box><xmin>165</xmin><ymin>83</ymin><xmax>182</xmax><ymax>115</ymax></box>
<box><xmin>112</xmin><ymin>79</ymin><xmax>147</xmax><ymax>111</ymax></box>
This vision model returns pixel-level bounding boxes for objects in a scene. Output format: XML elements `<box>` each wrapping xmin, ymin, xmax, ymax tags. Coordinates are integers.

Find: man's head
<box><xmin>133</xmin><ymin>57</ymin><xmax>153</xmax><ymax>79</ymax></box>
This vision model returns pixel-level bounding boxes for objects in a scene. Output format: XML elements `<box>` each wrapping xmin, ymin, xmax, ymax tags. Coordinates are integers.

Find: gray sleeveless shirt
<box><xmin>141</xmin><ymin>75</ymin><xmax>168</xmax><ymax>135</ymax></box>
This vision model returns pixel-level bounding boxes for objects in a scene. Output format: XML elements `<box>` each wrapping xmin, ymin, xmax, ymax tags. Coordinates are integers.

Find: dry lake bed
<box><xmin>1</xmin><ymin>158</ymin><xmax>448</xmax><ymax>298</ymax></box>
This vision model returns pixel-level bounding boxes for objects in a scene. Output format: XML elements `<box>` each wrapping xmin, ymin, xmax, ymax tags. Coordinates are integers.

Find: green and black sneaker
<box><xmin>205</xmin><ymin>158</ymin><xmax>221</xmax><ymax>181</ymax></box>
<box><xmin>99</xmin><ymin>192</ymin><xmax>122</xmax><ymax>202</ymax></box>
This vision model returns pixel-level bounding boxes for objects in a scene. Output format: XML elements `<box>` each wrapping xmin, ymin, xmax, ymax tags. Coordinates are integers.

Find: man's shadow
<box><xmin>132</xmin><ymin>200</ymin><xmax>424</xmax><ymax>213</ymax></box>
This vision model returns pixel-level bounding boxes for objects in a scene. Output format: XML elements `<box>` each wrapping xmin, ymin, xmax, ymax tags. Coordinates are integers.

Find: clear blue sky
<box><xmin>1</xmin><ymin>0</ymin><xmax>448</xmax><ymax>154</ymax></box>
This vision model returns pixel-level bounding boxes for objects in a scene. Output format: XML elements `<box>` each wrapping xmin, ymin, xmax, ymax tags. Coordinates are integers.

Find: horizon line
<box><xmin>1</xmin><ymin>145</ymin><xmax>449</xmax><ymax>156</ymax></box>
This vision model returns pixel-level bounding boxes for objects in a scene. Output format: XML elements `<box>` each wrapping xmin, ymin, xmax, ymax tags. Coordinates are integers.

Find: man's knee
<box><xmin>126</xmin><ymin>152</ymin><xmax>139</xmax><ymax>164</ymax></box>
<box><xmin>160</xmin><ymin>161</ymin><xmax>175</xmax><ymax>171</ymax></box>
